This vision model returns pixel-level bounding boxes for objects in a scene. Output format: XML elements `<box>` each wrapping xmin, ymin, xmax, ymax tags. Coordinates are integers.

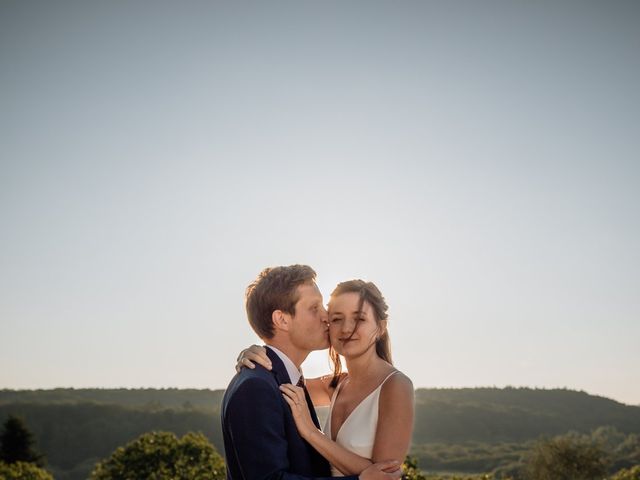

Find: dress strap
<box><xmin>379</xmin><ymin>370</ymin><xmax>400</xmax><ymax>389</ymax></box>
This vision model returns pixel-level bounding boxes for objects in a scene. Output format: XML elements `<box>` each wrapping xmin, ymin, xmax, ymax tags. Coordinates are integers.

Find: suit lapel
<box><xmin>265</xmin><ymin>347</ymin><xmax>321</xmax><ymax>429</ymax></box>
<box><xmin>265</xmin><ymin>347</ymin><xmax>292</xmax><ymax>385</ymax></box>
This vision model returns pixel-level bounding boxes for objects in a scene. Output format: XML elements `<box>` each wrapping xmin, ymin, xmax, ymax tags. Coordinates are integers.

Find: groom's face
<box><xmin>288</xmin><ymin>282</ymin><xmax>330</xmax><ymax>352</ymax></box>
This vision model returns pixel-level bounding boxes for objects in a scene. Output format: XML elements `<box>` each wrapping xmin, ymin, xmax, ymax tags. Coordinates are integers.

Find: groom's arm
<box><xmin>225</xmin><ymin>376</ymin><xmax>357</xmax><ymax>480</ymax></box>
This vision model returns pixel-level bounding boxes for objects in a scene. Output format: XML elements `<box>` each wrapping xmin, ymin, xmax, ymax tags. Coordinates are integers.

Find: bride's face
<box><xmin>328</xmin><ymin>292</ymin><xmax>380</xmax><ymax>358</ymax></box>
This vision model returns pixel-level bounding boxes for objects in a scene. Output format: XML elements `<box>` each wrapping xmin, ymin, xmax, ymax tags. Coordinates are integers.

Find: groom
<box><xmin>221</xmin><ymin>265</ymin><xmax>401</xmax><ymax>480</ymax></box>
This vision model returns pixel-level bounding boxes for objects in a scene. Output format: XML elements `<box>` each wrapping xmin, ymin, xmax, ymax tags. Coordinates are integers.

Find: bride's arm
<box><xmin>371</xmin><ymin>373</ymin><xmax>414</xmax><ymax>464</ymax></box>
<box><xmin>279</xmin><ymin>374</ymin><xmax>413</xmax><ymax>475</ymax></box>
<box><xmin>235</xmin><ymin>345</ymin><xmax>338</xmax><ymax>406</ymax></box>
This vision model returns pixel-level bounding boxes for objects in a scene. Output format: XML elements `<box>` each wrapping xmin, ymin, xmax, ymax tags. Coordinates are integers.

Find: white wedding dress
<box><xmin>323</xmin><ymin>371</ymin><xmax>399</xmax><ymax>476</ymax></box>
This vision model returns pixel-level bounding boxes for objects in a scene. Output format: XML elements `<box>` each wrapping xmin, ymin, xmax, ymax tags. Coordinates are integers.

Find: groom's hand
<box><xmin>359</xmin><ymin>460</ymin><xmax>402</xmax><ymax>480</ymax></box>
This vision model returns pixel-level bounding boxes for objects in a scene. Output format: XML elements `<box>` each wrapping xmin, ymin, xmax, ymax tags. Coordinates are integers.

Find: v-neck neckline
<box><xmin>329</xmin><ymin>371</ymin><xmax>397</xmax><ymax>442</ymax></box>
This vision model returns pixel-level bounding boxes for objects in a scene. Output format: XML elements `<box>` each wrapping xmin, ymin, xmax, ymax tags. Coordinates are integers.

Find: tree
<box><xmin>90</xmin><ymin>431</ymin><xmax>225</xmax><ymax>480</ymax></box>
<box><xmin>524</xmin><ymin>434</ymin><xmax>609</xmax><ymax>480</ymax></box>
<box><xmin>0</xmin><ymin>416</ymin><xmax>44</xmax><ymax>466</ymax></box>
<box><xmin>0</xmin><ymin>461</ymin><xmax>53</xmax><ymax>480</ymax></box>
<box><xmin>610</xmin><ymin>465</ymin><xmax>640</xmax><ymax>480</ymax></box>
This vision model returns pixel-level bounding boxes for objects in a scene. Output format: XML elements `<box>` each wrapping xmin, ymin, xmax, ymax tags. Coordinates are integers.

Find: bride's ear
<box><xmin>377</xmin><ymin>319</ymin><xmax>388</xmax><ymax>340</ymax></box>
<box><xmin>273</xmin><ymin>310</ymin><xmax>290</xmax><ymax>332</ymax></box>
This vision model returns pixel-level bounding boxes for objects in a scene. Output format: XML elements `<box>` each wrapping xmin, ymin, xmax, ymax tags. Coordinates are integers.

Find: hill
<box><xmin>414</xmin><ymin>387</ymin><xmax>640</xmax><ymax>443</ymax></box>
<box><xmin>1</xmin><ymin>387</ymin><xmax>639</xmax><ymax>479</ymax></box>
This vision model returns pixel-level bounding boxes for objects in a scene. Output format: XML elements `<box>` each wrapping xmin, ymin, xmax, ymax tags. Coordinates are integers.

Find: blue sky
<box><xmin>1</xmin><ymin>0</ymin><xmax>639</xmax><ymax>404</ymax></box>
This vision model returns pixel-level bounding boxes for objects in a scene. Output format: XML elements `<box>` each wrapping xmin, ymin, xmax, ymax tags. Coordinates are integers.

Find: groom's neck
<box><xmin>265</xmin><ymin>339</ymin><xmax>309</xmax><ymax>369</ymax></box>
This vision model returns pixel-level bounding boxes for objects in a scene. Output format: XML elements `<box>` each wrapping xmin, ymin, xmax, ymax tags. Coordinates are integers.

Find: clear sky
<box><xmin>1</xmin><ymin>1</ymin><xmax>639</xmax><ymax>405</ymax></box>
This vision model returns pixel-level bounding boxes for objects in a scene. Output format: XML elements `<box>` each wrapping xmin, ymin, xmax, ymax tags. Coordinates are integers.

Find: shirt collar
<box><xmin>265</xmin><ymin>345</ymin><xmax>302</xmax><ymax>386</ymax></box>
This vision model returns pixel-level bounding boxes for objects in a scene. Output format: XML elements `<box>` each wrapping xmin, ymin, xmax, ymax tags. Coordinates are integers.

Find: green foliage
<box><xmin>610</xmin><ymin>465</ymin><xmax>640</xmax><ymax>480</ymax></box>
<box><xmin>0</xmin><ymin>461</ymin><xmax>53</xmax><ymax>480</ymax></box>
<box><xmin>403</xmin><ymin>455</ymin><xmax>427</xmax><ymax>480</ymax></box>
<box><xmin>0</xmin><ymin>416</ymin><xmax>44</xmax><ymax>466</ymax></box>
<box><xmin>412</xmin><ymin>440</ymin><xmax>527</xmax><ymax>474</ymax></box>
<box><xmin>2</xmin><ymin>388</ymin><xmax>639</xmax><ymax>479</ymax></box>
<box><xmin>413</xmin><ymin>387</ymin><xmax>640</xmax><ymax>444</ymax></box>
<box><xmin>90</xmin><ymin>431</ymin><xmax>225</xmax><ymax>480</ymax></box>
<box><xmin>0</xmin><ymin>402</ymin><xmax>223</xmax><ymax>476</ymax></box>
<box><xmin>411</xmin><ymin>427</ymin><xmax>640</xmax><ymax>478</ymax></box>
<box><xmin>401</xmin><ymin>455</ymin><xmax>500</xmax><ymax>480</ymax></box>
<box><xmin>524</xmin><ymin>434</ymin><xmax>609</xmax><ymax>480</ymax></box>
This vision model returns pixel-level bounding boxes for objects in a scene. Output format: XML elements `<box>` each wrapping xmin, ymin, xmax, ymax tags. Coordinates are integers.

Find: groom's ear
<box><xmin>272</xmin><ymin>310</ymin><xmax>291</xmax><ymax>332</ymax></box>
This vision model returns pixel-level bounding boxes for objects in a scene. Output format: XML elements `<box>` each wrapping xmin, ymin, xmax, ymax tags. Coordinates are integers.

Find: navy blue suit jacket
<box><xmin>221</xmin><ymin>347</ymin><xmax>358</xmax><ymax>480</ymax></box>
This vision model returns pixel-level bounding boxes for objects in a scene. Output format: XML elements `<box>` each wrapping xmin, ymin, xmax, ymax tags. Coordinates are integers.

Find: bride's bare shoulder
<box><xmin>381</xmin><ymin>370</ymin><xmax>414</xmax><ymax>401</ymax></box>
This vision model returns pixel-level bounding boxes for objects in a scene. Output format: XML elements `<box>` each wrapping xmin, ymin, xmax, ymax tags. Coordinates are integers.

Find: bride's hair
<box><xmin>328</xmin><ymin>279</ymin><xmax>392</xmax><ymax>388</ymax></box>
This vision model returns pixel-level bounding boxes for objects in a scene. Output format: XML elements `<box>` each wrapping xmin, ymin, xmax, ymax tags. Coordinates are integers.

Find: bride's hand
<box><xmin>235</xmin><ymin>345</ymin><xmax>271</xmax><ymax>372</ymax></box>
<box><xmin>279</xmin><ymin>384</ymin><xmax>317</xmax><ymax>439</ymax></box>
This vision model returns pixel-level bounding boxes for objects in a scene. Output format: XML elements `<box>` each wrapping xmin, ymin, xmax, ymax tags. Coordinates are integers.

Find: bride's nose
<box><xmin>342</xmin><ymin>319</ymin><xmax>355</xmax><ymax>334</ymax></box>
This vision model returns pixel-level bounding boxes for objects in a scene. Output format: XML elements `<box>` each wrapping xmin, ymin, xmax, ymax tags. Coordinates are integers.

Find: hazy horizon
<box><xmin>2</xmin><ymin>1</ymin><xmax>639</xmax><ymax>405</ymax></box>
<box><xmin>2</xmin><ymin>383</ymin><xmax>638</xmax><ymax>408</ymax></box>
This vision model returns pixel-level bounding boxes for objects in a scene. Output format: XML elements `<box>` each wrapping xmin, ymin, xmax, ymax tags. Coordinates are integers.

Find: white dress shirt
<box><xmin>265</xmin><ymin>345</ymin><xmax>302</xmax><ymax>386</ymax></box>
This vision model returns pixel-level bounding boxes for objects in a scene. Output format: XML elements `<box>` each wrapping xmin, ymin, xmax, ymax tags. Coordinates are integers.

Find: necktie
<box><xmin>296</xmin><ymin>374</ymin><xmax>321</xmax><ymax>429</ymax></box>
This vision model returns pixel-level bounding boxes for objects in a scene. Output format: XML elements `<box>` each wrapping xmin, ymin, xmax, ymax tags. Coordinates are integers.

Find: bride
<box><xmin>237</xmin><ymin>279</ymin><xmax>414</xmax><ymax>476</ymax></box>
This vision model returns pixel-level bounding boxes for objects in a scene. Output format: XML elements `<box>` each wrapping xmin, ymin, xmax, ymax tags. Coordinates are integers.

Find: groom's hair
<box><xmin>245</xmin><ymin>265</ymin><xmax>317</xmax><ymax>340</ymax></box>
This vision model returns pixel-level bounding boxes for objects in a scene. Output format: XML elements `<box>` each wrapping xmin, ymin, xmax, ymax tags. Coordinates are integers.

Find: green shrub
<box><xmin>610</xmin><ymin>465</ymin><xmax>640</xmax><ymax>480</ymax></box>
<box><xmin>0</xmin><ymin>461</ymin><xmax>53</xmax><ymax>480</ymax></box>
<box><xmin>524</xmin><ymin>434</ymin><xmax>609</xmax><ymax>480</ymax></box>
<box><xmin>90</xmin><ymin>431</ymin><xmax>225</xmax><ymax>480</ymax></box>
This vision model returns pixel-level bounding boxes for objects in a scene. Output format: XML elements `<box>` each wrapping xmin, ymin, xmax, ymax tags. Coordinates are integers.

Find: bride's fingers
<box><xmin>242</xmin><ymin>358</ymin><xmax>256</xmax><ymax>369</ymax></box>
<box><xmin>244</xmin><ymin>351</ymin><xmax>271</xmax><ymax>368</ymax></box>
<box><xmin>281</xmin><ymin>392</ymin><xmax>295</xmax><ymax>407</ymax></box>
<box><xmin>249</xmin><ymin>344</ymin><xmax>268</xmax><ymax>358</ymax></box>
<box><xmin>280</xmin><ymin>384</ymin><xmax>302</xmax><ymax>395</ymax></box>
<box><xmin>235</xmin><ymin>357</ymin><xmax>254</xmax><ymax>372</ymax></box>
<box><xmin>235</xmin><ymin>348</ymin><xmax>247</xmax><ymax>362</ymax></box>
<box><xmin>279</xmin><ymin>385</ymin><xmax>297</xmax><ymax>399</ymax></box>
<box><xmin>280</xmin><ymin>386</ymin><xmax>307</xmax><ymax>408</ymax></box>
<box><xmin>279</xmin><ymin>384</ymin><xmax>296</xmax><ymax>394</ymax></box>
<box><xmin>280</xmin><ymin>384</ymin><xmax>305</xmax><ymax>402</ymax></box>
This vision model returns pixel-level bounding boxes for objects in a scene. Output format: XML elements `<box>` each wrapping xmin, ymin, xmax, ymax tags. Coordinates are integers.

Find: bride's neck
<box><xmin>344</xmin><ymin>347</ymin><xmax>381</xmax><ymax>382</ymax></box>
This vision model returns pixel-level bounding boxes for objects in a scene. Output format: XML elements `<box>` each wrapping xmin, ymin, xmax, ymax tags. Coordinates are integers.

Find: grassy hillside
<box><xmin>0</xmin><ymin>388</ymin><xmax>225</xmax><ymax>411</ymax></box>
<box><xmin>414</xmin><ymin>387</ymin><xmax>640</xmax><ymax>443</ymax></box>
